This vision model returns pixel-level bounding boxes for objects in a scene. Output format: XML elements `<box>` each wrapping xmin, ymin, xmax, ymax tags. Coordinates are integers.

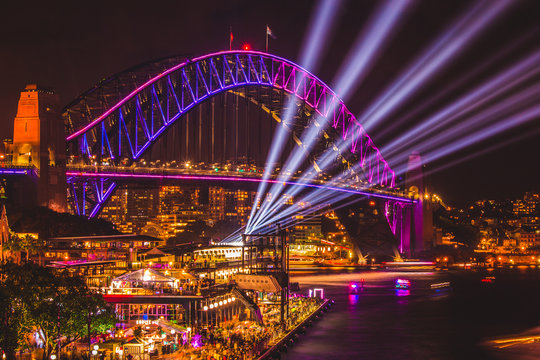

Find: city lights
<box><xmin>2</xmin><ymin>1</ymin><xmax>539</xmax><ymax>359</ymax></box>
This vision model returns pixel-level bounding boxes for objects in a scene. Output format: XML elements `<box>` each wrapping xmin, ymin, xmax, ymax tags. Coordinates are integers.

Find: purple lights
<box><xmin>65</xmin><ymin>171</ymin><xmax>412</xmax><ymax>203</ymax></box>
<box><xmin>395</xmin><ymin>279</ymin><xmax>411</xmax><ymax>290</ymax></box>
<box><xmin>0</xmin><ymin>169</ymin><xmax>31</xmax><ymax>175</ymax></box>
<box><xmin>359</xmin><ymin>0</ymin><xmax>513</xmax><ymax>132</ymax></box>
<box><xmin>65</xmin><ymin>50</ymin><xmax>397</xmax><ymax>218</ymax></box>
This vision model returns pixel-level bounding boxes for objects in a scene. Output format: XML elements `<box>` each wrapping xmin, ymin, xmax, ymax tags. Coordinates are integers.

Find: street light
<box><xmin>186</xmin><ymin>327</ymin><xmax>192</xmax><ymax>344</ymax></box>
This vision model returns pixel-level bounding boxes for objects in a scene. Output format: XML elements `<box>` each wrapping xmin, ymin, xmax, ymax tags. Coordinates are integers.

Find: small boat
<box><xmin>395</xmin><ymin>278</ymin><xmax>411</xmax><ymax>289</ymax></box>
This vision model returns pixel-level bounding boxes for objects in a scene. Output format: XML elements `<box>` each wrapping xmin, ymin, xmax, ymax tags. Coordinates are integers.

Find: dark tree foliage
<box><xmin>433</xmin><ymin>206</ymin><xmax>480</xmax><ymax>247</ymax></box>
<box><xmin>6</xmin><ymin>206</ymin><xmax>118</xmax><ymax>238</ymax></box>
<box><xmin>321</xmin><ymin>216</ymin><xmax>339</xmax><ymax>235</ymax></box>
<box><xmin>167</xmin><ymin>220</ymin><xmax>210</xmax><ymax>245</ymax></box>
<box><xmin>207</xmin><ymin>220</ymin><xmax>240</xmax><ymax>241</ymax></box>
<box><xmin>0</xmin><ymin>262</ymin><xmax>115</xmax><ymax>360</ymax></box>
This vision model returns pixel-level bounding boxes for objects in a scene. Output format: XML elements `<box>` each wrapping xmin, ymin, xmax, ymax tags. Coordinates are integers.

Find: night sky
<box><xmin>1</xmin><ymin>0</ymin><xmax>539</xmax><ymax>206</ymax></box>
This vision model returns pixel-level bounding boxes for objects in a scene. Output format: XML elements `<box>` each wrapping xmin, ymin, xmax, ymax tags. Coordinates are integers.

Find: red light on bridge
<box><xmin>369</xmin><ymin>201</ymin><xmax>376</xmax><ymax>206</ymax></box>
<box><xmin>242</xmin><ymin>43</ymin><xmax>252</xmax><ymax>51</ymax></box>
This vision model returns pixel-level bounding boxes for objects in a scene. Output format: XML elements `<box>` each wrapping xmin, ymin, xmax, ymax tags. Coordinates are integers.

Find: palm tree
<box><xmin>3</xmin><ymin>232</ymin><xmax>22</xmax><ymax>264</ymax></box>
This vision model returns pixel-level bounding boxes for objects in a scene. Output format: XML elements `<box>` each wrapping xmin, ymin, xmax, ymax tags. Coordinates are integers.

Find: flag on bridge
<box><xmin>229</xmin><ymin>26</ymin><xmax>234</xmax><ymax>50</ymax></box>
<box><xmin>266</xmin><ymin>25</ymin><xmax>277</xmax><ymax>52</ymax></box>
<box><xmin>266</xmin><ymin>25</ymin><xmax>277</xmax><ymax>39</ymax></box>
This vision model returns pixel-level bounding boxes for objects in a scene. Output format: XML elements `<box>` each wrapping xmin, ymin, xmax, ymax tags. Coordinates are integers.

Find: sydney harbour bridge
<box><xmin>2</xmin><ymin>50</ymin><xmax>422</xmax><ymax>255</ymax></box>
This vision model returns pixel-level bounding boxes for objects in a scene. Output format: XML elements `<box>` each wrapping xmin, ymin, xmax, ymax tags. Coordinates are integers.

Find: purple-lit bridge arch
<box><xmin>64</xmin><ymin>50</ymin><xmax>412</xmax><ymax>242</ymax></box>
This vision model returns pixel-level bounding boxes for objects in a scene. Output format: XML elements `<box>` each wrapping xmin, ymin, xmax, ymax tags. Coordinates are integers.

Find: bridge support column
<box><xmin>400</xmin><ymin>205</ymin><xmax>413</xmax><ymax>258</ymax></box>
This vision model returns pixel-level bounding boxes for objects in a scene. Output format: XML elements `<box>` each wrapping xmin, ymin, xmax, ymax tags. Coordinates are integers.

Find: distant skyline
<box><xmin>1</xmin><ymin>0</ymin><xmax>539</xmax><ymax>206</ymax></box>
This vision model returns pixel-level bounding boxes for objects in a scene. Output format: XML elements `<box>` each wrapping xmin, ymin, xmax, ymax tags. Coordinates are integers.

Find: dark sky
<box><xmin>1</xmin><ymin>0</ymin><xmax>539</xmax><ymax>207</ymax></box>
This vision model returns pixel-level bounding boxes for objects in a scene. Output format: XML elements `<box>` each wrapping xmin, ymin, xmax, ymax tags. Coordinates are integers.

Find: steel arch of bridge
<box><xmin>65</xmin><ymin>50</ymin><xmax>398</xmax><ymax>218</ymax></box>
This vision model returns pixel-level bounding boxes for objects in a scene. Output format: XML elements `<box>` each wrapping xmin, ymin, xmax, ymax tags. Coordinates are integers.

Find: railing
<box><xmin>107</xmin><ymin>287</ymin><xmax>197</xmax><ymax>296</ymax></box>
<box><xmin>66</xmin><ymin>164</ymin><xmax>410</xmax><ymax>199</ymax></box>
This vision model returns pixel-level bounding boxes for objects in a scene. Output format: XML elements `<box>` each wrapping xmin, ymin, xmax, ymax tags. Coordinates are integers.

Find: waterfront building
<box><xmin>290</xmin><ymin>215</ymin><xmax>324</xmax><ymax>255</ymax></box>
<box><xmin>513</xmin><ymin>193</ymin><xmax>539</xmax><ymax>227</ymax></box>
<box><xmin>519</xmin><ymin>228</ymin><xmax>540</xmax><ymax>249</ymax></box>
<box><xmin>106</xmin><ymin>268</ymin><xmax>200</xmax><ymax>327</ymax></box>
<box><xmin>44</xmin><ymin>234</ymin><xmax>164</xmax><ymax>264</ymax></box>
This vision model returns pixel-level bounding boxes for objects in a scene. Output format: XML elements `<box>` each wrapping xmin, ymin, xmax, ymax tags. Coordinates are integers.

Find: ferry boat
<box><xmin>314</xmin><ymin>258</ymin><xmax>355</xmax><ymax>267</ymax></box>
<box><xmin>289</xmin><ymin>256</ymin><xmax>316</xmax><ymax>266</ymax></box>
<box><xmin>382</xmin><ymin>260</ymin><xmax>435</xmax><ymax>271</ymax></box>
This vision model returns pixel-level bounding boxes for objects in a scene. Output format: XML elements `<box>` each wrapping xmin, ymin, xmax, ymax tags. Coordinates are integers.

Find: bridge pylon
<box><xmin>402</xmin><ymin>152</ymin><xmax>433</xmax><ymax>257</ymax></box>
<box><xmin>3</xmin><ymin>85</ymin><xmax>66</xmax><ymax>211</ymax></box>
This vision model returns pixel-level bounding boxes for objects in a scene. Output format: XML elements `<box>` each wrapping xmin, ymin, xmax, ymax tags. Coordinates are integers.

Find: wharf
<box><xmin>257</xmin><ymin>298</ymin><xmax>333</xmax><ymax>360</ymax></box>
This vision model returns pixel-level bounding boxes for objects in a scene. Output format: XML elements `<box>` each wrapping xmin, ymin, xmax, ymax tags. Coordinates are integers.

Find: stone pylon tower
<box><xmin>404</xmin><ymin>152</ymin><xmax>433</xmax><ymax>255</ymax></box>
<box><xmin>6</xmin><ymin>84</ymin><xmax>66</xmax><ymax>211</ymax></box>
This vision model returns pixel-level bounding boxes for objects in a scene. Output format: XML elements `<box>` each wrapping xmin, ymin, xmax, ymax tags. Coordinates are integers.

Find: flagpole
<box><xmin>265</xmin><ymin>24</ymin><xmax>268</xmax><ymax>52</ymax></box>
<box><xmin>230</xmin><ymin>26</ymin><xmax>232</xmax><ymax>50</ymax></box>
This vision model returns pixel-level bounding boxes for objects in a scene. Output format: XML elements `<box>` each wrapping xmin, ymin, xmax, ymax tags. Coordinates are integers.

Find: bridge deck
<box><xmin>66</xmin><ymin>165</ymin><xmax>412</xmax><ymax>203</ymax></box>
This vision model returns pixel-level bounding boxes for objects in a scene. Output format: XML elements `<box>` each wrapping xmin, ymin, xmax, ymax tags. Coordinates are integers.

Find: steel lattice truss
<box><xmin>65</xmin><ymin>50</ymin><xmax>400</xmax><ymax>217</ymax></box>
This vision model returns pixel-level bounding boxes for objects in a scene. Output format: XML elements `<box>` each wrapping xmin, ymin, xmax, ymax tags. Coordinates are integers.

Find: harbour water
<box><xmin>282</xmin><ymin>268</ymin><xmax>540</xmax><ymax>360</ymax></box>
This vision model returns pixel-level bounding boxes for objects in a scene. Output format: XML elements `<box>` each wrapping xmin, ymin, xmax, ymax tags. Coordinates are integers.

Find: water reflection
<box><xmin>285</xmin><ymin>269</ymin><xmax>540</xmax><ymax>360</ymax></box>
<box><xmin>395</xmin><ymin>289</ymin><xmax>410</xmax><ymax>297</ymax></box>
<box><xmin>348</xmin><ymin>294</ymin><xmax>360</xmax><ymax>305</ymax></box>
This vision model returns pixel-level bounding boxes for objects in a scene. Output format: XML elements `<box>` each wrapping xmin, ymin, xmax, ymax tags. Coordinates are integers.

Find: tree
<box><xmin>7</xmin><ymin>206</ymin><xmax>118</xmax><ymax>239</ymax></box>
<box><xmin>133</xmin><ymin>326</ymin><xmax>143</xmax><ymax>338</ymax></box>
<box><xmin>0</xmin><ymin>263</ymin><xmax>115</xmax><ymax>360</ymax></box>
<box><xmin>69</xmin><ymin>287</ymin><xmax>116</xmax><ymax>357</ymax></box>
<box><xmin>0</xmin><ymin>263</ymin><xmax>33</xmax><ymax>360</ymax></box>
<box><xmin>2</xmin><ymin>232</ymin><xmax>23</xmax><ymax>264</ymax></box>
<box><xmin>20</xmin><ymin>234</ymin><xmax>46</xmax><ymax>262</ymax></box>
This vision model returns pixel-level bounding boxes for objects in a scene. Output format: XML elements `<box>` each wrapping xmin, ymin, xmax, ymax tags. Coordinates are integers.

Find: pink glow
<box><xmin>65</xmin><ymin>171</ymin><xmax>412</xmax><ymax>202</ymax></box>
<box><xmin>66</xmin><ymin>50</ymin><xmax>336</xmax><ymax>141</ymax></box>
<box><xmin>65</xmin><ymin>50</ymin><xmax>394</xmax><ymax>187</ymax></box>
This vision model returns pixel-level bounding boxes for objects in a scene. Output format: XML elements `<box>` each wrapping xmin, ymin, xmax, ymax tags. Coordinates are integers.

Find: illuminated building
<box><xmin>290</xmin><ymin>215</ymin><xmax>323</xmax><ymax>254</ymax></box>
<box><xmin>100</xmin><ymin>184</ymin><xmax>256</xmax><ymax>238</ymax></box>
<box><xmin>513</xmin><ymin>193</ymin><xmax>539</xmax><ymax>227</ymax></box>
<box><xmin>100</xmin><ymin>186</ymin><xmax>159</xmax><ymax>234</ymax></box>
<box><xmin>209</xmin><ymin>187</ymin><xmax>226</xmax><ymax>221</ymax></box>
<box><xmin>518</xmin><ymin>229</ymin><xmax>540</xmax><ymax>249</ymax></box>
<box><xmin>100</xmin><ymin>189</ymin><xmax>129</xmax><ymax>230</ymax></box>
<box><xmin>210</xmin><ymin>187</ymin><xmax>255</xmax><ymax>225</ymax></box>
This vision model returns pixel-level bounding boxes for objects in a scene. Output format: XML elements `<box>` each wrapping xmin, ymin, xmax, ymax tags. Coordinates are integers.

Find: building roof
<box><xmin>47</xmin><ymin>234</ymin><xmax>162</xmax><ymax>243</ymax></box>
<box><xmin>49</xmin><ymin>260</ymin><xmax>116</xmax><ymax>268</ymax></box>
<box><xmin>113</xmin><ymin>268</ymin><xmax>176</xmax><ymax>283</ymax></box>
<box><xmin>145</xmin><ymin>247</ymin><xmax>168</xmax><ymax>256</ymax></box>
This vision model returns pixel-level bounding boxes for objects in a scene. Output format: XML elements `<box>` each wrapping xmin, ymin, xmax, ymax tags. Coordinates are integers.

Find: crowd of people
<box><xmin>168</xmin><ymin>296</ymin><xmax>324</xmax><ymax>359</ymax></box>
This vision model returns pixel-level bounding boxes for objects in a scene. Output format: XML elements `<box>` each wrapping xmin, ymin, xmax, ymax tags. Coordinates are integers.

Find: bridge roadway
<box><xmin>0</xmin><ymin>163</ymin><xmax>38</xmax><ymax>176</ymax></box>
<box><xmin>65</xmin><ymin>164</ymin><xmax>413</xmax><ymax>203</ymax></box>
